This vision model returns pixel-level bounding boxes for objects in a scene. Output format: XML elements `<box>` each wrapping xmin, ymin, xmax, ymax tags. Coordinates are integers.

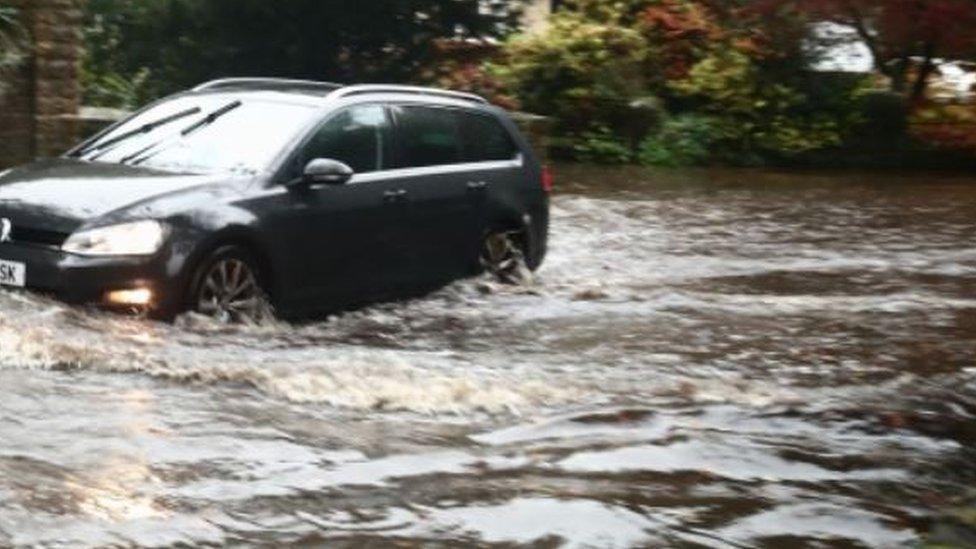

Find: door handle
<box><xmin>383</xmin><ymin>189</ymin><xmax>408</xmax><ymax>203</ymax></box>
<box><xmin>467</xmin><ymin>181</ymin><xmax>488</xmax><ymax>191</ymax></box>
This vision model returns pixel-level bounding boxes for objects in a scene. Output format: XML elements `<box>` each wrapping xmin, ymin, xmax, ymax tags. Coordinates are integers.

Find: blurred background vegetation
<box><xmin>81</xmin><ymin>0</ymin><xmax>976</xmax><ymax>167</ymax></box>
<box><xmin>82</xmin><ymin>0</ymin><xmax>520</xmax><ymax>107</ymax></box>
<box><xmin>0</xmin><ymin>4</ymin><xmax>26</xmax><ymax>86</ymax></box>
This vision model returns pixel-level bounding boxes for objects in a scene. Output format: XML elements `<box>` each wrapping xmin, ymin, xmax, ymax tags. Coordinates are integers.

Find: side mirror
<box><xmin>300</xmin><ymin>158</ymin><xmax>354</xmax><ymax>187</ymax></box>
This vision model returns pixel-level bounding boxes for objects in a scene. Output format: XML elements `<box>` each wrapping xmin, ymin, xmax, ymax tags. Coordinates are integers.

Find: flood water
<box><xmin>1</xmin><ymin>165</ymin><xmax>975</xmax><ymax>547</ymax></box>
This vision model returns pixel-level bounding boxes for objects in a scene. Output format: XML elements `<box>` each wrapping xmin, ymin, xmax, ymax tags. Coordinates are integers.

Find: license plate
<box><xmin>0</xmin><ymin>259</ymin><xmax>26</xmax><ymax>287</ymax></box>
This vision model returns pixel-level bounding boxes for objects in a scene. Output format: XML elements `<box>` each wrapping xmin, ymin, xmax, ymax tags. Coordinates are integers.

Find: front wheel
<box><xmin>187</xmin><ymin>246</ymin><xmax>272</xmax><ymax>324</ymax></box>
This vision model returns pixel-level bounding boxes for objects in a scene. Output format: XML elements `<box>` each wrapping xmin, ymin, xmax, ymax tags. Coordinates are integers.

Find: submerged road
<box><xmin>1</xmin><ymin>165</ymin><xmax>974</xmax><ymax>547</ymax></box>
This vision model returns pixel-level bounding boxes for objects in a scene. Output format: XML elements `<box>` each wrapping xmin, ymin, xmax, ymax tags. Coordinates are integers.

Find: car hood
<box><xmin>0</xmin><ymin>159</ymin><xmax>231</xmax><ymax>234</ymax></box>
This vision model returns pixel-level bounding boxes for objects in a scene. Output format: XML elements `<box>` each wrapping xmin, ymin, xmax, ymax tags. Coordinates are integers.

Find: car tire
<box><xmin>185</xmin><ymin>245</ymin><xmax>273</xmax><ymax>324</ymax></box>
<box><xmin>480</xmin><ymin>230</ymin><xmax>531</xmax><ymax>284</ymax></box>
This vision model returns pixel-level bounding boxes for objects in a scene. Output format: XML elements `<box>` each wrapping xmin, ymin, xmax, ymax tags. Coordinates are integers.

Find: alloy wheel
<box><xmin>480</xmin><ymin>232</ymin><xmax>528</xmax><ymax>284</ymax></box>
<box><xmin>195</xmin><ymin>258</ymin><xmax>268</xmax><ymax>324</ymax></box>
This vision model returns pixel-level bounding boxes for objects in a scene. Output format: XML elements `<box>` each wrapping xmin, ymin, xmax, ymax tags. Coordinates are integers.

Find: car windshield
<box><xmin>76</xmin><ymin>96</ymin><xmax>318</xmax><ymax>175</ymax></box>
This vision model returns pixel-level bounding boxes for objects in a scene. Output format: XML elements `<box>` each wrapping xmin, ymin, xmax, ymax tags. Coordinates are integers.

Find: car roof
<box><xmin>189</xmin><ymin>78</ymin><xmax>491</xmax><ymax>108</ymax></box>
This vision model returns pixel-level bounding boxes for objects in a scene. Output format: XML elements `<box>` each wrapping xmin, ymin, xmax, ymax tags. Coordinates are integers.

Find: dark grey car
<box><xmin>0</xmin><ymin>79</ymin><xmax>551</xmax><ymax>321</ymax></box>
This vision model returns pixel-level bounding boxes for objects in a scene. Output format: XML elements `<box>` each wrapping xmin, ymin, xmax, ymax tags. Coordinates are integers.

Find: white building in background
<box><xmin>808</xmin><ymin>22</ymin><xmax>875</xmax><ymax>73</ymax></box>
<box><xmin>809</xmin><ymin>21</ymin><xmax>976</xmax><ymax>103</ymax></box>
<box><xmin>522</xmin><ymin>0</ymin><xmax>559</xmax><ymax>31</ymax></box>
<box><xmin>925</xmin><ymin>61</ymin><xmax>976</xmax><ymax>103</ymax></box>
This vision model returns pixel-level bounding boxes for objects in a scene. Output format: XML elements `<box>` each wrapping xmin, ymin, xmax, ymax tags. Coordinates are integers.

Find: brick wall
<box><xmin>0</xmin><ymin>0</ymin><xmax>84</xmax><ymax>168</ymax></box>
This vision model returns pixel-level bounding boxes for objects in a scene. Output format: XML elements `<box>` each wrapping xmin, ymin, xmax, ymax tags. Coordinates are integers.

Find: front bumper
<box><xmin>0</xmin><ymin>241</ymin><xmax>180</xmax><ymax>310</ymax></box>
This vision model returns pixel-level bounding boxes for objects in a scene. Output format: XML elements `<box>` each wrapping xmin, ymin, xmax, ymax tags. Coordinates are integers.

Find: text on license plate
<box><xmin>0</xmin><ymin>259</ymin><xmax>26</xmax><ymax>287</ymax></box>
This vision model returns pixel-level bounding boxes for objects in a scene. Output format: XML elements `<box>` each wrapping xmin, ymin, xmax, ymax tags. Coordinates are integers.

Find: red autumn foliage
<box><xmin>642</xmin><ymin>0</ymin><xmax>720</xmax><ymax>41</ymax></box>
<box><xmin>637</xmin><ymin>0</ymin><xmax>808</xmax><ymax>79</ymax></box>
<box><xmin>430</xmin><ymin>61</ymin><xmax>521</xmax><ymax>111</ymax></box>
<box><xmin>912</xmin><ymin>122</ymin><xmax>976</xmax><ymax>153</ymax></box>
<box><xmin>638</xmin><ymin>0</ymin><xmax>728</xmax><ymax>79</ymax></box>
<box><xmin>425</xmin><ymin>40</ymin><xmax>520</xmax><ymax>110</ymax></box>
<box><xmin>796</xmin><ymin>0</ymin><xmax>976</xmax><ymax>56</ymax></box>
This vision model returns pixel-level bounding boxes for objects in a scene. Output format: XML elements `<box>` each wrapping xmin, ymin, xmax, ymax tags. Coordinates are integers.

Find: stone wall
<box><xmin>0</xmin><ymin>0</ymin><xmax>85</xmax><ymax>168</ymax></box>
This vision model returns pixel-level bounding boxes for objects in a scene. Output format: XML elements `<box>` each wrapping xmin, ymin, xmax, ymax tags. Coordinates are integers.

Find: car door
<box><xmin>250</xmin><ymin>104</ymin><xmax>410</xmax><ymax>309</ymax></box>
<box><xmin>456</xmin><ymin>110</ymin><xmax>525</xmax><ymax>262</ymax></box>
<box><xmin>389</xmin><ymin>105</ymin><xmax>483</xmax><ymax>285</ymax></box>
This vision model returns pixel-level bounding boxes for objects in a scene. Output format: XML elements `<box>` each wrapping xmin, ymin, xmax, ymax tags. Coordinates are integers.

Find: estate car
<box><xmin>0</xmin><ymin>79</ymin><xmax>550</xmax><ymax>321</ymax></box>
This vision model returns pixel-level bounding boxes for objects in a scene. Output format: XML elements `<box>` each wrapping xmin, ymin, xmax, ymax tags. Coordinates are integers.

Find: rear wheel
<box><xmin>188</xmin><ymin>246</ymin><xmax>272</xmax><ymax>324</ymax></box>
<box><xmin>480</xmin><ymin>231</ymin><xmax>530</xmax><ymax>284</ymax></box>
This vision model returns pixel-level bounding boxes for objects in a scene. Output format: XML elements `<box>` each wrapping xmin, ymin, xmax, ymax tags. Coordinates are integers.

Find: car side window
<box><xmin>300</xmin><ymin>105</ymin><xmax>392</xmax><ymax>174</ymax></box>
<box><xmin>460</xmin><ymin>113</ymin><xmax>519</xmax><ymax>162</ymax></box>
<box><xmin>394</xmin><ymin>106</ymin><xmax>463</xmax><ymax>168</ymax></box>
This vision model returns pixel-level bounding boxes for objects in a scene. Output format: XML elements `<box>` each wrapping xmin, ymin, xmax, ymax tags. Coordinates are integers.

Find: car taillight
<box><xmin>541</xmin><ymin>166</ymin><xmax>554</xmax><ymax>193</ymax></box>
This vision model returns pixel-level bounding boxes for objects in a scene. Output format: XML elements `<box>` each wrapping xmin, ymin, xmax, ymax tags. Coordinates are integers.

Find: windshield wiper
<box><xmin>180</xmin><ymin>100</ymin><xmax>243</xmax><ymax>137</ymax></box>
<box><xmin>123</xmin><ymin>100</ymin><xmax>244</xmax><ymax>166</ymax></box>
<box><xmin>75</xmin><ymin>106</ymin><xmax>202</xmax><ymax>159</ymax></box>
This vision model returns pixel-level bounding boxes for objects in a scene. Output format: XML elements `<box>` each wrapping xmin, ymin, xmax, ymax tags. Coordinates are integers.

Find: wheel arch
<box><xmin>180</xmin><ymin>225</ymin><xmax>278</xmax><ymax>304</ymax></box>
<box><xmin>484</xmin><ymin>205</ymin><xmax>545</xmax><ymax>271</ymax></box>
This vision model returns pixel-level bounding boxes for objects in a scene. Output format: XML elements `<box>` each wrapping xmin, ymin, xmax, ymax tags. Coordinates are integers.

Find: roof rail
<box><xmin>330</xmin><ymin>85</ymin><xmax>489</xmax><ymax>105</ymax></box>
<box><xmin>193</xmin><ymin>78</ymin><xmax>343</xmax><ymax>95</ymax></box>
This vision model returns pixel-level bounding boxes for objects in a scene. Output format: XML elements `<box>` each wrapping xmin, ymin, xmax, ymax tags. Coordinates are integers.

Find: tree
<box><xmin>564</xmin><ymin>0</ymin><xmax>813</xmax><ymax>81</ymax></box>
<box><xmin>493</xmin><ymin>0</ymin><xmax>848</xmax><ymax>163</ymax></box>
<box><xmin>763</xmin><ymin>0</ymin><xmax>976</xmax><ymax>102</ymax></box>
<box><xmin>84</xmin><ymin>0</ymin><xmax>522</xmax><ymax>105</ymax></box>
<box><xmin>637</xmin><ymin>0</ymin><xmax>725</xmax><ymax>79</ymax></box>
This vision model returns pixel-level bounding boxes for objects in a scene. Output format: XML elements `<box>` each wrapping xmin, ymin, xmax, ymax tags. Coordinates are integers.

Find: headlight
<box><xmin>62</xmin><ymin>220</ymin><xmax>168</xmax><ymax>256</ymax></box>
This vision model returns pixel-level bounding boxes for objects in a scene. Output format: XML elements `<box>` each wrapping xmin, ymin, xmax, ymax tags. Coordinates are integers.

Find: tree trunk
<box><xmin>909</xmin><ymin>43</ymin><xmax>938</xmax><ymax>104</ymax></box>
<box><xmin>888</xmin><ymin>56</ymin><xmax>909</xmax><ymax>95</ymax></box>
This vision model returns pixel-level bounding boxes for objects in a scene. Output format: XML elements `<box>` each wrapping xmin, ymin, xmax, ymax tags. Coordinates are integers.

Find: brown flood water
<box><xmin>1</xmin><ymin>164</ymin><xmax>975</xmax><ymax>547</ymax></box>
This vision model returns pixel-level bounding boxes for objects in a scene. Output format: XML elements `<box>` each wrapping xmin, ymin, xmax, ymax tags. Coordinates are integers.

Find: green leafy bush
<box><xmin>495</xmin><ymin>10</ymin><xmax>652</xmax><ymax>136</ymax></box>
<box><xmin>572</xmin><ymin>125</ymin><xmax>633</xmax><ymax>164</ymax></box>
<box><xmin>0</xmin><ymin>6</ymin><xmax>27</xmax><ymax>81</ymax></box>
<box><xmin>638</xmin><ymin>114</ymin><xmax>715</xmax><ymax>166</ymax></box>
<box><xmin>671</xmin><ymin>50</ymin><xmax>842</xmax><ymax>162</ymax></box>
<box><xmin>491</xmin><ymin>2</ymin><xmax>852</xmax><ymax>166</ymax></box>
<box><xmin>82</xmin><ymin>67</ymin><xmax>152</xmax><ymax>110</ymax></box>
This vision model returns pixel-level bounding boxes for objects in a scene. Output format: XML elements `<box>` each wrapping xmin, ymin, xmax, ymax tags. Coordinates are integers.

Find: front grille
<box><xmin>9</xmin><ymin>226</ymin><xmax>70</xmax><ymax>247</ymax></box>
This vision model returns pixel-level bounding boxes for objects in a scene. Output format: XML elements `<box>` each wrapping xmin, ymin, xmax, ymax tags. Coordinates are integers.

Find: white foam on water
<box><xmin>0</xmin><ymin>295</ymin><xmax>579</xmax><ymax>415</ymax></box>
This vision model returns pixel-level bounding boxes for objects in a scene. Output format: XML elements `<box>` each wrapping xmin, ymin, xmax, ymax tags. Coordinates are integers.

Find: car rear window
<box><xmin>460</xmin><ymin>113</ymin><xmax>518</xmax><ymax>162</ymax></box>
<box><xmin>395</xmin><ymin>106</ymin><xmax>518</xmax><ymax>169</ymax></box>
